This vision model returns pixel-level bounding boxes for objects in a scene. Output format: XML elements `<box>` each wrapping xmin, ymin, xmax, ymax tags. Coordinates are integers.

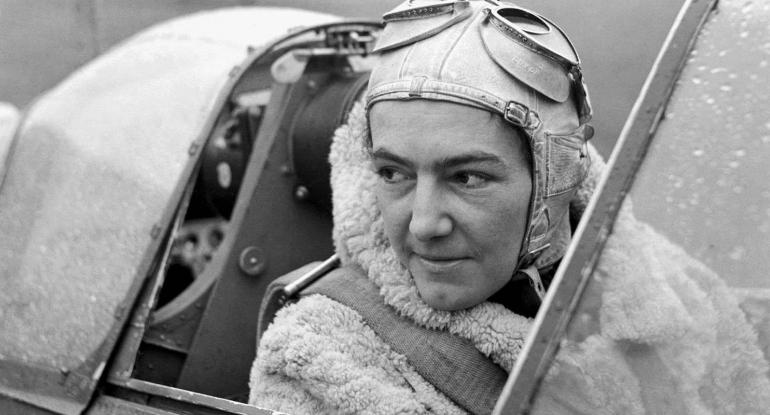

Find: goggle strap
<box><xmin>373</xmin><ymin>5</ymin><xmax>474</xmax><ymax>53</ymax></box>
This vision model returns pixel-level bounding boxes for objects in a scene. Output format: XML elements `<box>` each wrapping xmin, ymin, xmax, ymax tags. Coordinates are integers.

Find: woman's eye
<box><xmin>377</xmin><ymin>167</ymin><xmax>408</xmax><ymax>184</ymax></box>
<box><xmin>454</xmin><ymin>172</ymin><xmax>489</xmax><ymax>188</ymax></box>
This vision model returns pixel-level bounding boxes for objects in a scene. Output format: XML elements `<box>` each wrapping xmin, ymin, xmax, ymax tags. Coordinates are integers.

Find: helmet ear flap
<box><xmin>516</xmin><ymin>119</ymin><xmax>594</xmax><ymax>269</ymax></box>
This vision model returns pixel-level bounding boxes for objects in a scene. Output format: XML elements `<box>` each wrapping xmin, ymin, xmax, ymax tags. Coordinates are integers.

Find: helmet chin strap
<box><xmin>520</xmin><ymin>265</ymin><xmax>546</xmax><ymax>301</ymax></box>
<box><xmin>508</xmin><ymin>264</ymin><xmax>546</xmax><ymax>302</ymax></box>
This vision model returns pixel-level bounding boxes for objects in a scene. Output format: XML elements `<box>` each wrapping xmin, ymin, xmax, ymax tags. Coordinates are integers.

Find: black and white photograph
<box><xmin>1</xmin><ymin>1</ymin><xmax>768</xmax><ymax>414</ymax></box>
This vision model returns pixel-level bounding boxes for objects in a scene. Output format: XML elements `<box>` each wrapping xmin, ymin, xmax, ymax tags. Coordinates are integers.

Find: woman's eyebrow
<box><xmin>372</xmin><ymin>148</ymin><xmax>509</xmax><ymax>170</ymax></box>
<box><xmin>440</xmin><ymin>152</ymin><xmax>507</xmax><ymax>169</ymax></box>
<box><xmin>371</xmin><ymin>148</ymin><xmax>412</xmax><ymax>166</ymax></box>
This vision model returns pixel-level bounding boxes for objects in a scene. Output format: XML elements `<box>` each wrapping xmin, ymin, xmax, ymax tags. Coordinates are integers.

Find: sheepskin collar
<box><xmin>328</xmin><ymin>102</ymin><xmax>602</xmax><ymax>372</ymax></box>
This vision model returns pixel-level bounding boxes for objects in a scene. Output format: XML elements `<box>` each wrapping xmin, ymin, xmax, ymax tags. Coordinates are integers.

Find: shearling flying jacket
<box><xmin>248</xmin><ymin>103</ymin><xmax>770</xmax><ymax>414</ymax></box>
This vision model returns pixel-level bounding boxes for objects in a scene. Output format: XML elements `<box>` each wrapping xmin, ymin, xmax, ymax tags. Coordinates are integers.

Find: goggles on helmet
<box><xmin>485</xmin><ymin>2</ymin><xmax>580</xmax><ymax>69</ymax></box>
<box><xmin>373</xmin><ymin>0</ymin><xmax>592</xmax><ymax>125</ymax></box>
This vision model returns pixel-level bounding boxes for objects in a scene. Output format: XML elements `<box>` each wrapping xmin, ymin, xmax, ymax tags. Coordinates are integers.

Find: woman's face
<box><xmin>370</xmin><ymin>100</ymin><xmax>532</xmax><ymax>311</ymax></box>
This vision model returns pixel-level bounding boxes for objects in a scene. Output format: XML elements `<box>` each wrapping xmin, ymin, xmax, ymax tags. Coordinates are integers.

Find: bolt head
<box><xmin>239</xmin><ymin>246</ymin><xmax>267</xmax><ymax>276</ymax></box>
<box><xmin>294</xmin><ymin>185</ymin><xmax>310</xmax><ymax>201</ymax></box>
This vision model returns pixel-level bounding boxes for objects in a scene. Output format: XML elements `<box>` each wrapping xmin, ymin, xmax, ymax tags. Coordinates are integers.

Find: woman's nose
<box><xmin>408</xmin><ymin>180</ymin><xmax>453</xmax><ymax>241</ymax></box>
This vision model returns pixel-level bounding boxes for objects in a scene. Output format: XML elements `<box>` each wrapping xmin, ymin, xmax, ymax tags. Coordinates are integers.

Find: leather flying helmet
<box><xmin>366</xmin><ymin>0</ymin><xmax>594</xmax><ymax>269</ymax></box>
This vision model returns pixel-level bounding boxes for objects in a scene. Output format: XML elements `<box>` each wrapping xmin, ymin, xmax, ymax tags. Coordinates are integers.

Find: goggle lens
<box><xmin>497</xmin><ymin>8</ymin><xmax>551</xmax><ymax>35</ymax></box>
<box><xmin>489</xmin><ymin>6</ymin><xmax>580</xmax><ymax>69</ymax></box>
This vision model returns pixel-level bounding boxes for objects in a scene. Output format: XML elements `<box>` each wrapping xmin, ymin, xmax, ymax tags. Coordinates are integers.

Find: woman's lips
<box><xmin>412</xmin><ymin>254</ymin><xmax>467</xmax><ymax>273</ymax></box>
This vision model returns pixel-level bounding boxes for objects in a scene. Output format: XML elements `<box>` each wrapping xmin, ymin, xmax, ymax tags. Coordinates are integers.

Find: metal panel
<box><xmin>174</xmin><ymin>74</ymin><xmax>337</xmax><ymax>400</ymax></box>
<box><xmin>102</xmin><ymin>379</ymin><xmax>277</xmax><ymax>415</ymax></box>
<box><xmin>0</xmin><ymin>395</ymin><xmax>58</xmax><ymax>415</ymax></box>
<box><xmin>493</xmin><ymin>0</ymin><xmax>720</xmax><ymax>412</ymax></box>
<box><xmin>0</xmin><ymin>8</ymin><xmax>292</xmax><ymax>413</ymax></box>
<box><xmin>86</xmin><ymin>395</ymin><xmax>178</xmax><ymax>415</ymax></box>
<box><xmin>162</xmin><ymin>19</ymin><xmax>380</xmax><ymax>399</ymax></box>
<box><xmin>99</xmin><ymin>10</ymin><xmax>344</xmax><ymax>395</ymax></box>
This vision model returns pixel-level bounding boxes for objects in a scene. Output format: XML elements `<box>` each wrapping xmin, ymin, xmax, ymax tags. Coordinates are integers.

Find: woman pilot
<box><xmin>249</xmin><ymin>1</ymin><xmax>770</xmax><ymax>414</ymax></box>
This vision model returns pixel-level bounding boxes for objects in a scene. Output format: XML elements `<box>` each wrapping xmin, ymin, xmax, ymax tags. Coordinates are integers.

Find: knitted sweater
<box><xmin>248</xmin><ymin>103</ymin><xmax>770</xmax><ymax>414</ymax></box>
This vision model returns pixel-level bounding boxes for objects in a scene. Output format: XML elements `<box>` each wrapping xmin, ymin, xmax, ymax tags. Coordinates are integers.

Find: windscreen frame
<box><xmin>492</xmin><ymin>0</ymin><xmax>721</xmax><ymax>412</ymax></box>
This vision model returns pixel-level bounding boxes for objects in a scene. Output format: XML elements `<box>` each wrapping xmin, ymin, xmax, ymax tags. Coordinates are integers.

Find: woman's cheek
<box><xmin>376</xmin><ymin>195</ymin><xmax>408</xmax><ymax>254</ymax></box>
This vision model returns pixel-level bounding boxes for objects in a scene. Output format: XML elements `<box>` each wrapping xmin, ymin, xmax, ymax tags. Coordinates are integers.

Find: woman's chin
<box><xmin>408</xmin><ymin>260</ymin><xmax>486</xmax><ymax>310</ymax></box>
<box><xmin>416</xmin><ymin>282</ymin><xmax>476</xmax><ymax>311</ymax></box>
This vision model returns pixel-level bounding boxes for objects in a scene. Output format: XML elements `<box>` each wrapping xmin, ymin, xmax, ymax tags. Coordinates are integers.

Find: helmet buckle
<box><xmin>504</xmin><ymin>101</ymin><xmax>541</xmax><ymax>130</ymax></box>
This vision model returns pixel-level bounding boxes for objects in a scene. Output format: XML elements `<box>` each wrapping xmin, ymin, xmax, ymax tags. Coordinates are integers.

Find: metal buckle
<box><xmin>504</xmin><ymin>101</ymin><xmax>541</xmax><ymax>130</ymax></box>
